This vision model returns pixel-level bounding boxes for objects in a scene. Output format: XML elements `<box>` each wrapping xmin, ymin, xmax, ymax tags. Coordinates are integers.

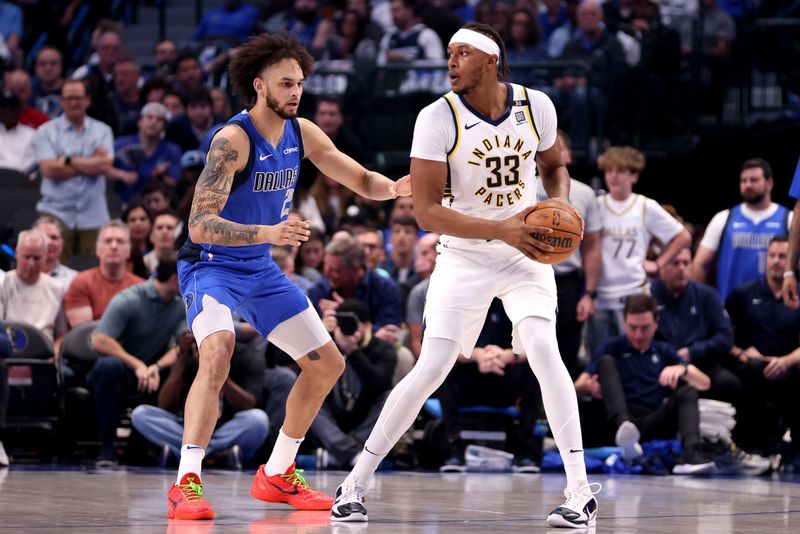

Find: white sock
<box><xmin>176</xmin><ymin>444</ymin><xmax>205</xmax><ymax>484</ymax></box>
<box><xmin>518</xmin><ymin>316</ymin><xmax>589</xmax><ymax>492</ymax></box>
<box><xmin>265</xmin><ymin>429</ymin><xmax>303</xmax><ymax>476</ymax></box>
<box><xmin>349</xmin><ymin>337</ymin><xmax>460</xmax><ymax>486</ymax></box>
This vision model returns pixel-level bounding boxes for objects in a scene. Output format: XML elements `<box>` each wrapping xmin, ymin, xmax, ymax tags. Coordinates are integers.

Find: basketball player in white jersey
<box><xmin>588</xmin><ymin>146</ymin><xmax>692</xmax><ymax>353</ymax></box>
<box><xmin>331</xmin><ymin>23</ymin><xmax>599</xmax><ymax>529</ymax></box>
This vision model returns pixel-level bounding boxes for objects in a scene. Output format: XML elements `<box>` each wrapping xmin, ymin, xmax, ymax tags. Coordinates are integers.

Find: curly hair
<box><xmin>597</xmin><ymin>146</ymin><xmax>646</xmax><ymax>173</ymax></box>
<box><xmin>460</xmin><ymin>22</ymin><xmax>510</xmax><ymax>80</ymax></box>
<box><xmin>228</xmin><ymin>33</ymin><xmax>314</xmax><ymax>109</ymax></box>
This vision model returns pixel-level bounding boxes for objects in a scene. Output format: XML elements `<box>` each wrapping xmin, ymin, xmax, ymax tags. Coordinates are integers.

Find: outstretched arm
<box><xmin>188</xmin><ymin>126</ymin><xmax>310</xmax><ymax>246</ymax></box>
<box><xmin>300</xmin><ymin>118</ymin><xmax>410</xmax><ymax>201</ymax></box>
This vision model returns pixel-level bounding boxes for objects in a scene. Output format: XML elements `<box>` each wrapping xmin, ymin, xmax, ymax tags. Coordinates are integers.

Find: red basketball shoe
<box><xmin>249</xmin><ymin>462</ymin><xmax>334</xmax><ymax>510</ymax></box>
<box><xmin>167</xmin><ymin>473</ymin><xmax>215</xmax><ymax>520</ymax></box>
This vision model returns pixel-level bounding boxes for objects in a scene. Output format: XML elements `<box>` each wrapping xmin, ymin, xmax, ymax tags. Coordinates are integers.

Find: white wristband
<box><xmin>784</xmin><ymin>271</ymin><xmax>796</xmax><ymax>279</ymax></box>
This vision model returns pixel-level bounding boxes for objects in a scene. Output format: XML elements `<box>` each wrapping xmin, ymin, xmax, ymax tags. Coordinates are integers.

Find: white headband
<box><xmin>449</xmin><ymin>29</ymin><xmax>500</xmax><ymax>63</ymax></box>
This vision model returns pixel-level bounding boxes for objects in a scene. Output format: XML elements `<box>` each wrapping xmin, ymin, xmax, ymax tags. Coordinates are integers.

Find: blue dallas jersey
<box><xmin>180</xmin><ymin>110</ymin><xmax>304</xmax><ymax>261</ymax></box>
<box><xmin>716</xmin><ymin>203</ymin><xmax>789</xmax><ymax>300</ymax></box>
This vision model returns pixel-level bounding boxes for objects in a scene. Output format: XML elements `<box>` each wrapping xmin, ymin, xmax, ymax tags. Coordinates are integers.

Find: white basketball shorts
<box><xmin>423</xmin><ymin>236</ymin><xmax>557</xmax><ymax>356</ymax></box>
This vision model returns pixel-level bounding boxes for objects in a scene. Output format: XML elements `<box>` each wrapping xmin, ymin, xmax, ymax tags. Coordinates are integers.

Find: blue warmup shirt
<box><xmin>725</xmin><ymin>277</ymin><xmax>800</xmax><ymax>357</ymax></box>
<box><xmin>180</xmin><ymin>110</ymin><xmax>303</xmax><ymax>262</ymax></box>
<box><xmin>651</xmin><ymin>279</ymin><xmax>733</xmax><ymax>363</ymax></box>
<box><xmin>716</xmin><ymin>203</ymin><xmax>789</xmax><ymax>300</ymax></box>
<box><xmin>587</xmin><ymin>336</ymin><xmax>685</xmax><ymax>412</ymax></box>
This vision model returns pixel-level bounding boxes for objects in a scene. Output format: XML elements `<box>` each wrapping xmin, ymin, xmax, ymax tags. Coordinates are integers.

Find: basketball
<box><xmin>524</xmin><ymin>200</ymin><xmax>583</xmax><ymax>264</ymax></box>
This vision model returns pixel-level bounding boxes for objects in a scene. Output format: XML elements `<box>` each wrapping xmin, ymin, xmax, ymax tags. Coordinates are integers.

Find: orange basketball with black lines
<box><xmin>524</xmin><ymin>200</ymin><xmax>583</xmax><ymax>264</ymax></box>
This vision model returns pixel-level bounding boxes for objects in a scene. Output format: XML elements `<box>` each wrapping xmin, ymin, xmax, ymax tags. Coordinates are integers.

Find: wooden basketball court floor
<box><xmin>1</xmin><ymin>467</ymin><xmax>798</xmax><ymax>533</ymax></box>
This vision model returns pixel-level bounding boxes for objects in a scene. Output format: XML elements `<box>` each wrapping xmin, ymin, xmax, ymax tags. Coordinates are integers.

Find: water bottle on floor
<box><xmin>465</xmin><ymin>444</ymin><xmax>513</xmax><ymax>472</ymax></box>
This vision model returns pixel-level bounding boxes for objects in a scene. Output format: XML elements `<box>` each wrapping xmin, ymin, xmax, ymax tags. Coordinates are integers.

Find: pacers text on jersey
<box><xmin>253</xmin><ymin>165</ymin><xmax>299</xmax><ymax>192</ymax></box>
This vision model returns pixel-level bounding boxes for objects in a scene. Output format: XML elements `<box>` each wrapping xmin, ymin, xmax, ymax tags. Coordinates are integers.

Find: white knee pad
<box><xmin>191</xmin><ymin>294</ymin><xmax>235</xmax><ymax>347</ymax></box>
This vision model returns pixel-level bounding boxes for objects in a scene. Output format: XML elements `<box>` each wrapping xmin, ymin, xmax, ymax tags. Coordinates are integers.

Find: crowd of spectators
<box><xmin>0</xmin><ymin>0</ymin><xmax>798</xmax><ymax>477</ymax></box>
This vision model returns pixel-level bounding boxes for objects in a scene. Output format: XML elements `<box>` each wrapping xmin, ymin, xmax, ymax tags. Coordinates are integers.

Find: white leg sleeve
<box><xmin>518</xmin><ymin>315</ymin><xmax>589</xmax><ymax>491</ymax></box>
<box><xmin>349</xmin><ymin>337</ymin><xmax>460</xmax><ymax>484</ymax></box>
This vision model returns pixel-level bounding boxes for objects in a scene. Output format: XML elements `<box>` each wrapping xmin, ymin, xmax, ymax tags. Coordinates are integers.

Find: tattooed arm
<box><xmin>188</xmin><ymin>126</ymin><xmax>311</xmax><ymax>246</ymax></box>
<box><xmin>299</xmin><ymin>118</ymin><xmax>411</xmax><ymax>200</ymax></box>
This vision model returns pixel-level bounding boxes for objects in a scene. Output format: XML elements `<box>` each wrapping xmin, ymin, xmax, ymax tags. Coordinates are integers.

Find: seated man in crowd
<box><xmin>405</xmin><ymin>232</ymin><xmax>439</xmax><ymax>359</ymax></box>
<box><xmin>113</xmin><ymin>102</ymin><xmax>182</xmax><ymax>203</ymax></box>
<box><xmin>33</xmin><ymin>216</ymin><xmax>78</xmax><ymax>290</ymax></box>
<box><xmin>309</xmin><ymin>235</ymin><xmax>404</xmax><ymax>346</ymax></box>
<box><xmin>354</xmin><ymin>227</ymin><xmax>387</xmax><ymax>276</ymax></box>
<box><xmin>378</xmin><ymin>214</ymin><xmax>418</xmax><ymax>287</ymax></box>
<box><xmin>88</xmin><ymin>253</ymin><xmax>185</xmax><ymax>466</ymax></box>
<box><xmin>64</xmin><ymin>220</ymin><xmax>144</xmax><ymax>327</ymax></box>
<box><xmin>438</xmin><ymin>298</ymin><xmax>543</xmax><ymax>473</ymax></box>
<box><xmin>143</xmin><ymin>209</ymin><xmax>180</xmax><ymax>275</ymax></box>
<box><xmin>142</xmin><ymin>181</ymin><xmax>173</xmax><ymax>218</ymax></box>
<box><xmin>309</xmin><ymin>299</ymin><xmax>397</xmax><ymax>468</ymax></box>
<box><xmin>131</xmin><ymin>331</ymin><xmax>269</xmax><ymax>467</ymax></box>
<box><xmin>575</xmin><ymin>294</ymin><xmax>715</xmax><ymax>474</ymax></box>
<box><xmin>165</xmin><ymin>87</ymin><xmax>223</xmax><ymax>153</ymax></box>
<box><xmin>651</xmin><ymin>246</ymin><xmax>739</xmax><ymax>402</ymax></box>
<box><xmin>0</xmin><ymin>229</ymin><xmax>67</xmax><ymax>344</ymax></box>
<box><xmin>725</xmin><ymin>237</ymin><xmax>800</xmax><ymax>467</ymax></box>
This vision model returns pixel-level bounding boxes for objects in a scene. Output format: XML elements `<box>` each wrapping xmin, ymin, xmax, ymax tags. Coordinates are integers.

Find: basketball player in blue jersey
<box><xmin>166</xmin><ymin>33</ymin><xmax>410</xmax><ymax>520</ymax></box>
<box><xmin>333</xmin><ymin>23</ymin><xmax>599</xmax><ymax>528</ymax></box>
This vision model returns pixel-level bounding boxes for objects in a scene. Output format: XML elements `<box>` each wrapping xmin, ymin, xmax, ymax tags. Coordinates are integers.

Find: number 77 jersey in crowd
<box><xmin>410</xmin><ymin>82</ymin><xmax>557</xmax><ymax>221</ymax></box>
<box><xmin>181</xmin><ymin>110</ymin><xmax>302</xmax><ymax>262</ymax></box>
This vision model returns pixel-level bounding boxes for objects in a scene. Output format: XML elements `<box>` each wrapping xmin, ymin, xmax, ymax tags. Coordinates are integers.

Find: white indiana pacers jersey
<box><xmin>410</xmin><ymin>83</ymin><xmax>558</xmax><ymax>223</ymax></box>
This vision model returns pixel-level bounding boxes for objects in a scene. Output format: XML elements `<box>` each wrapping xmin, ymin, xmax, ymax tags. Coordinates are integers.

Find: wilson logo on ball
<box><xmin>532</xmin><ymin>233</ymin><xmax>574</xmax><ymax>249</ymax></box>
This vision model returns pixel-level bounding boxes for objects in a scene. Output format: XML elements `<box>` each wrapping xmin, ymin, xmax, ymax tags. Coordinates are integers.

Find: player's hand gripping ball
<box><xmin>524</xmin><ymin>199</ymin><xmax>583</xmax><ymax>264</ymax></box>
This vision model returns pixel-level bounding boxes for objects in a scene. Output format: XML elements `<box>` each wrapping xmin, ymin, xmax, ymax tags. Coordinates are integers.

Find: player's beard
<box><xmin>453</xmin><ymin>69</ymin><xmax>484</xmax><ymax>96</ymax></box>
<box><xmin>265</xmin><ymin>91</ymin><xmax>296</xmax><ymax>119</ymax></box>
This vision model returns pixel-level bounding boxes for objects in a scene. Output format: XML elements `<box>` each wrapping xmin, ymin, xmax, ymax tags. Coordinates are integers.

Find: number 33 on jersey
<box><xmin>409</xmin><ymin>83</ymin><xmax>559</xmax><ymax>221</ymax></box>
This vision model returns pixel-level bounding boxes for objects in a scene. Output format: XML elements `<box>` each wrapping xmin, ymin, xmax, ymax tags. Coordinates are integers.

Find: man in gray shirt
<box><xmin>88</xmin><ymin>251</ymin><xmax>186</xmax><ymax>466</ymax></box>
<box><xmin>34</xmin><ymin>79</ymin><xmax>117</xmax><ymax>261</ymax></box>
<box><xmin>536</xmin><ymin>131</ymin><xmax>602</xmax><ymax>378</ymax></box>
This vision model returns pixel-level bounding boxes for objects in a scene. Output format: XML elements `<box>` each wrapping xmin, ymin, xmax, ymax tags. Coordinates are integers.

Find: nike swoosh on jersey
<box><xmin>269</xmin><ymin>482</ymin><xmax>299</xmax><ymax>495</ymax></box>
<box><xmin>465</xmin><ymin>122</ymin><xmax>480</xmax><ymax>130</ymax></box>
<box><xmin>259</xmin><ymin>153</ymin><xmax>272</xmax><ymax>161</ymax></box>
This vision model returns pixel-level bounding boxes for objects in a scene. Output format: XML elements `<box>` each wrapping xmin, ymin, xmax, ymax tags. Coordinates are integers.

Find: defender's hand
<box><xmin>267</xmin><ymin>219</ymin><xmax>311</xmax><ymax>246</ymax></box>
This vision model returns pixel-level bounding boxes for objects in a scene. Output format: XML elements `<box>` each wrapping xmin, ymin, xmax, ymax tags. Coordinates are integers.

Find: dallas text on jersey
<box><xmin>253</xmin><ymin>165</ymin><xmax>299</xmax><ymax>193</ymax></box>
